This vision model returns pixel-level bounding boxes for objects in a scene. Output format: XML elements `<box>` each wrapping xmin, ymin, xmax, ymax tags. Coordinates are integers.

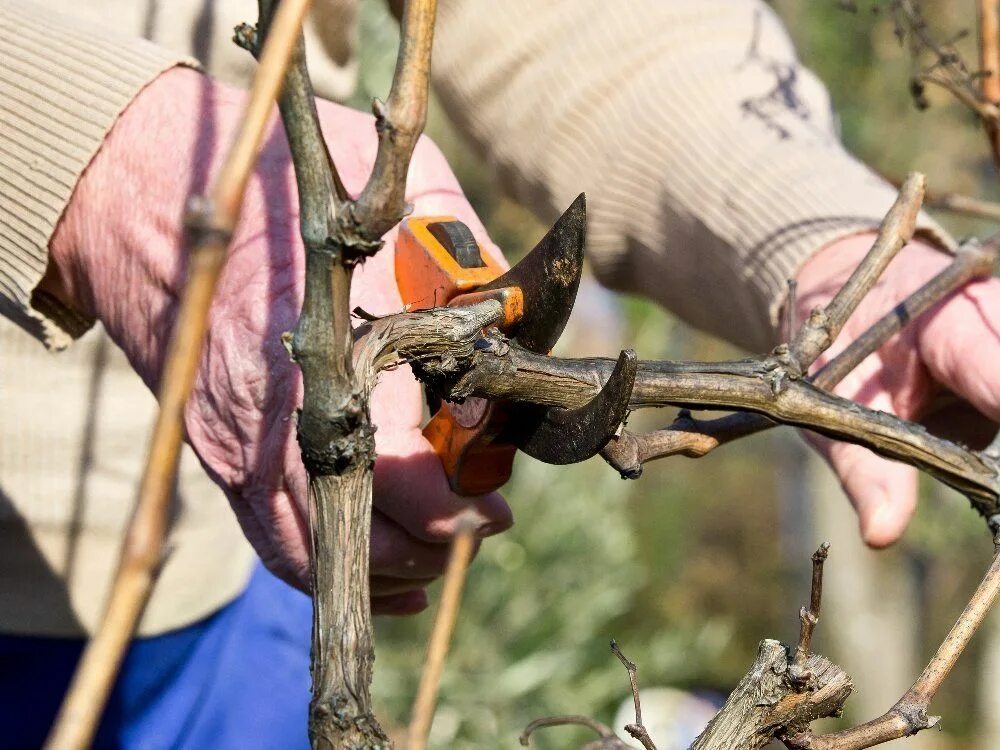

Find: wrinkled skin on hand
<box><xmin>48</xmin><ymin>68</ymin><xmax>512</xmax><ymax>614</ymax></box>
<box><xmin>794</xmin><ymin>234</ymin><xmax>1000</xmax><ymax>548</ymax></box>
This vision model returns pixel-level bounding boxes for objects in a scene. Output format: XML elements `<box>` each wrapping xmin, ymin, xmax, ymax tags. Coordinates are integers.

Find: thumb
<box><xmin>807</xmin><ymin>433</ymin><xmax>919</xmax><ymax>547</ymax></box>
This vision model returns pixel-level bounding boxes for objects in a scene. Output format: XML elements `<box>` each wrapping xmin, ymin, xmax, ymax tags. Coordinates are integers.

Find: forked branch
<box><xmin>600</xmin><ymin>171</ymin><xmax>928</xmax><ymax>473</ymax></box>
<box><xmin>245</xmin><ymin>0</ymin><xmax>438</xmax><ymax>746</ymax></box>
<box><xmin>601</xmin><ymin>195</ymin><xmax>999</xmax><ymax>486</ymax></box>
<box><xmin>611</xmin><ymin>640</ymin><xmax>658</xmax><ymax>750</ymax></box>
<box><xmin>786</xmin><ymin>543</ymin><xmax>1000</xmax><ymax>749</ymax></box>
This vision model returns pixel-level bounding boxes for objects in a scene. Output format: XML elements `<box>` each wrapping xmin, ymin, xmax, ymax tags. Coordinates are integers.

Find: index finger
<box><xmin>917</xmin><ymin>276</ymin><xmax>1000</xmax><ymax>424</ymax></box>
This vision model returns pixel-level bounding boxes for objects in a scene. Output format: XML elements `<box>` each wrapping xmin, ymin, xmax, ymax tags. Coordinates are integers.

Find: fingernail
<box><xmin>861</xmin><ymin>497</ymin><xmax>897</xmax><ymax>548</ymax></box>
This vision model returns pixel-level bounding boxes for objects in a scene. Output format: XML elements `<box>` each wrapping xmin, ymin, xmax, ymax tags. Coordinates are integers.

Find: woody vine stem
<box><xmin>243</xmin><ymin>0</ymin><xmax>437</xmax><ymax>746</ymax></box>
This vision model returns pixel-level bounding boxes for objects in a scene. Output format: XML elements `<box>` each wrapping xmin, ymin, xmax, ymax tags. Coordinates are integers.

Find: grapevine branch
<box><xmin>611</xmin><ymin>640</ymin><xmax>658</xmax><ymax>750</ymax></box>
<box><xmin>786</xmin><ymin>539</ymin><xmax>1000</xmax><ymax>749</ymax></box>
<box><xmin>601</xmin><ymin>240</ymin><xmax>999</xmax><ymax>476</ymax></box>
<box><xmin>243</xmin><ymin>0</ymin><xmax>437</xmax><ymax>746</ymax></box>
<box><xmin>789</xmin><ymin>543</ymin><xmax>831</xmax><ymax>689</ymax></box>
<box><xmin>523</xmin><ymin>547</ymin><xmax>853</xmax><ymax>750</ymax></box>
<box><xmin>924</xmin><ymin>190</ymin><xmax>1000</xmax><ymax>220</ymax></box>
<box><xmin>977</xmin><ymin>0</ymin><xmax>1000</xmax><ymax>167</ymax></box>
<box><xmin>363</xmin><ymin>235</ymin><xmax>1000</xmax><ymax>526</ymax></box>
<box><xmin>524</xmin><ymin>534</ymin><xmax>1000</xmax><ymax>750</ymax></box>
<box><xmin>347</xmin><ymin>179</ymin><xmax>1000</xmax><ymax>750</ymax></box>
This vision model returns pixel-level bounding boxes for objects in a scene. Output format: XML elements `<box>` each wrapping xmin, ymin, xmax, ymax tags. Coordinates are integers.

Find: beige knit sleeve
<box><xmin>432</xmin><ymin>0</ymin><xmax>954</xmax><ymax>352</ymax></box>
<box><xmin>0</xmin><ymin>0</ymin><xmax>194</xmax><ymax>349</ymax></box>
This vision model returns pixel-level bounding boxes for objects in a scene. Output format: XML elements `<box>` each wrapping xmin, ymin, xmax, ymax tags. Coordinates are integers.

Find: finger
<box><xmin>239</xmin><ymin>485</ymin><xmax>312</xmax><ymax>590</ymax></box>
<box><xmin>808</xmin><ymin>433</ymin><xmax>919</xmax><ymax>548</ymax></box>
<box><xmin>373</xmin><ymin>590</ymin><xmax>429</xmax><ymax>617</ymax></box>
<box><xmin>919</xmin><ymin>395</ymin><xmax>998</xmax><ymax>449</ymax></box>
<box><xmin>918</xmin><ymin>277</ymin><xmax>1000</xmax><ymax>423</ymax></box>
<box><xmin>371</xmin><ymin>509</ymin><xmax>475</xmax><ymax>579</ymax></box>
<box><xmin>371</xmin><ymin>575</ymin><xmax>437</xmax><ymax>597</ymax></box>
<box><xmin>374</xmin><ymin>427</ymin><xmax>513</xmax><ymax>543</ymax></box>
<box><xmin>810</xmin><ymin>349</ymin><xmax>922</xmax><ymax>546</ymax></box>
<box><xmin>368</xmin><ymin>365</ymin><xmax>424</xmax><ymax>434</ymax></box>
<box><xmin>225</xmin><ymin>488</ymin><xmax>308</xmax><ymax>592</ymax></box>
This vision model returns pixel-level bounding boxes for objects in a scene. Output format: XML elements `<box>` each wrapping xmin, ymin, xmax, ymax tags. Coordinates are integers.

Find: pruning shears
<box><xmin>394</xmin><ymin>194</ymin><xmax>637</xmax><ymax>496</ymax></box>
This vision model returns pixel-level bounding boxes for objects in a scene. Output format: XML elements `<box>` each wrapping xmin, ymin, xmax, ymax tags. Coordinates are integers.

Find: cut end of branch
<box><xmin>232</xmin><ymin>22</ymin><xmax>260</xmax><ymax>57</ymax></box>
<box><xmin>791</xmin><ymin>543</ymin><xmax>831</xmax><ymax>688</ymax></box>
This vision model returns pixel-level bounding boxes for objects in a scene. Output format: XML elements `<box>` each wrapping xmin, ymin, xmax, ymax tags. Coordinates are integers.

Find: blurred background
<box><xmin>355</xmin><ymin>2</ymin><xmax>1000</xmax><ymax>747</ymax></box>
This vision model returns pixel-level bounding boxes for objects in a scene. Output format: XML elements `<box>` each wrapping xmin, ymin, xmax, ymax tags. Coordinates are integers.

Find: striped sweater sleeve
<box><xmin>0</xmin><ymin>0</ymin><xmax>194</xmax><ymax>349</ymax></box>
<box><xmin>432</xmin><ymin>0</ymin><xmax>955</xmax><ymax>353</ymax></box>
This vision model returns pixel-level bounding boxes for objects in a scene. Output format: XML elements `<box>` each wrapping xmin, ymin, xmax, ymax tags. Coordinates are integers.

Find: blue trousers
<box><xmin>0</xmin><ymin>564</ymin><xmax>312</xmax><ymax>749</ymax></box>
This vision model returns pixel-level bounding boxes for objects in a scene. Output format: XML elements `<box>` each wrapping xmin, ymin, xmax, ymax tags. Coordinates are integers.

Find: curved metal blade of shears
<box><xmin>478</xmin><ymin>193</ymin><xmax>586</xmax><ymax>354</ymax></box>
<box><xmin>510</xmin><ymin>350</ymin><xmax>638</xmax><ymax>465</ymax></box>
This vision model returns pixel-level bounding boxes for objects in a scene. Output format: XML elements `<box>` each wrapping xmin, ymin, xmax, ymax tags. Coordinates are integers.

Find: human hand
<box><xmin>46</xmin><ymin>67</ymin><xmax>512</xmax><ymax>613</ymax></box>
<box><xmin>794</xmin><ymin>233</ymin><xmax>1000</xmax><ymax>547</ymax></box>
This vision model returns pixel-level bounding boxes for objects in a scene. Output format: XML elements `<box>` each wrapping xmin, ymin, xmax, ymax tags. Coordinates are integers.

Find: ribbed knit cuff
<box><xmin>0</xmin><ymin>1</ymin><xmax>197</xmax><ymax>349</ymax></box>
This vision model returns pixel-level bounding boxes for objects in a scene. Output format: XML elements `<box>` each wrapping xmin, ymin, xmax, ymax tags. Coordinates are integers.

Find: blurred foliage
<box><xmin>353</xmin><ymin>1</ymin><xmax>1000</xmax><ymax>747</ymax></box>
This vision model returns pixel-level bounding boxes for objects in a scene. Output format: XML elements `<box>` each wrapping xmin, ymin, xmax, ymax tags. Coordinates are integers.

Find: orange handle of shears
<box><xmin>394</xmin><ymin>216</ymin><xmax>521</xmax><ymax>496</ymax></box>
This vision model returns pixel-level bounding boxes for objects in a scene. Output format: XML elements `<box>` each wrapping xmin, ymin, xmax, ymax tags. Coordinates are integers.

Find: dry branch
<box><xmin>44</xmin><ymin>2</ymin><xmax>314</xmax><ymax>747</ymax></box>
<box><xmin>790</xmin><ymin>173</ymin><xmax>926</xmax><ymax>369</ymax></box>
<box><xmin>690</xmin><ymin>641</ymin><xmax>853</xmax><ymax>750</ymax></box>
<box><xmin>789</xmin><ymin>543</ymin><xmax>831</xmax><ymax>688</ymax></box>
<box><xmin>520</xmin><ymin>716</ymin><xmax>630</xmax><ymax>749</ymax></box>
<box><xmin>891</xmin><ymin>0</ymin><xmax>1000</xmax><ymax>123</ymax></box>
<box><xmin>925</xmin><ymin>190</ymin><xmax>1000</xmax><ymax>220</ymax></box>
<box><xmin>521</xmin><ymin>547</ymin><xmax>853</xmax><ymax>750</ymax></box>
<box><xmin>610</xmin><ymin>640</ymin><xmax>658</xmax><ymax>750</ymax></box>
<box><xmin>602</xmin><ymin>230</ymin><xmax>999</xmax><ymax>484</ymax></box>
<box><xmin>363</xmin><ymin>274</ymin><xmax>1000</xmax><ymax>525</ymax></box>
<box><xmin>787</xmin><ymin>545</ymin><xmax>1000</xmax><ymax>749</ymax></box>
<box><xmin>245</xmin><ymin>0</ymin><xmax>438</xmax><ymax>745</ymax></box>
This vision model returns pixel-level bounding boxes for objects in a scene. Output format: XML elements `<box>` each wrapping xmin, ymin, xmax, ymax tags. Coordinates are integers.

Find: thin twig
<box><xmin>611</xmin><ymin>640</ymin><xmax>658</xmax><ymax>750</ymax></box>
<box><xmin>788</xmin><ymin>547</ymin><xmax>1000</xmax><ymax>749</ymax></box>
<box><xmin>407</xmin><ymin>511</ymin><xmax>477</xmax><ymax>750</ymax></box>
<box><xmin>920</xmin><ymin>70</ymin><xmax>1000</xmax><ymax>122</ymax></box>
<box><xmin>601</xmin><ymin>232</ymin><xmax>998</xmax><ymax>478</ymax></box>
<box><xmin>926</xmin><ymin>190</ymin><xmax>1000</xmax><ymax>220</ymax></box>
<box><xmin>790</xmin><ymin>543</ymin><xmax>831</xmax><ymax>688</ymax></box>
<box><xmin>519</xmin><ymin>716</ymin><xmax>622</xmax><ymax>747</ymax></box>
<box><xmin>894</xmin><ymin>0</ymin><xmax>1000</xmax><ymax>125</ymax></box>
<box><xmin>788</xmin><ymin>173</ymin><xmax>925</xmax><ymax>371</ymax></box>
<box><xmin>812</xmin><ymin>238</ymin><xmax>997</xmax><ymax>387</ymax></box>
<box><xmin>43</xmin><ymin>3</ymin><xmax>313</xmax><ymax>748</ymax></box>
